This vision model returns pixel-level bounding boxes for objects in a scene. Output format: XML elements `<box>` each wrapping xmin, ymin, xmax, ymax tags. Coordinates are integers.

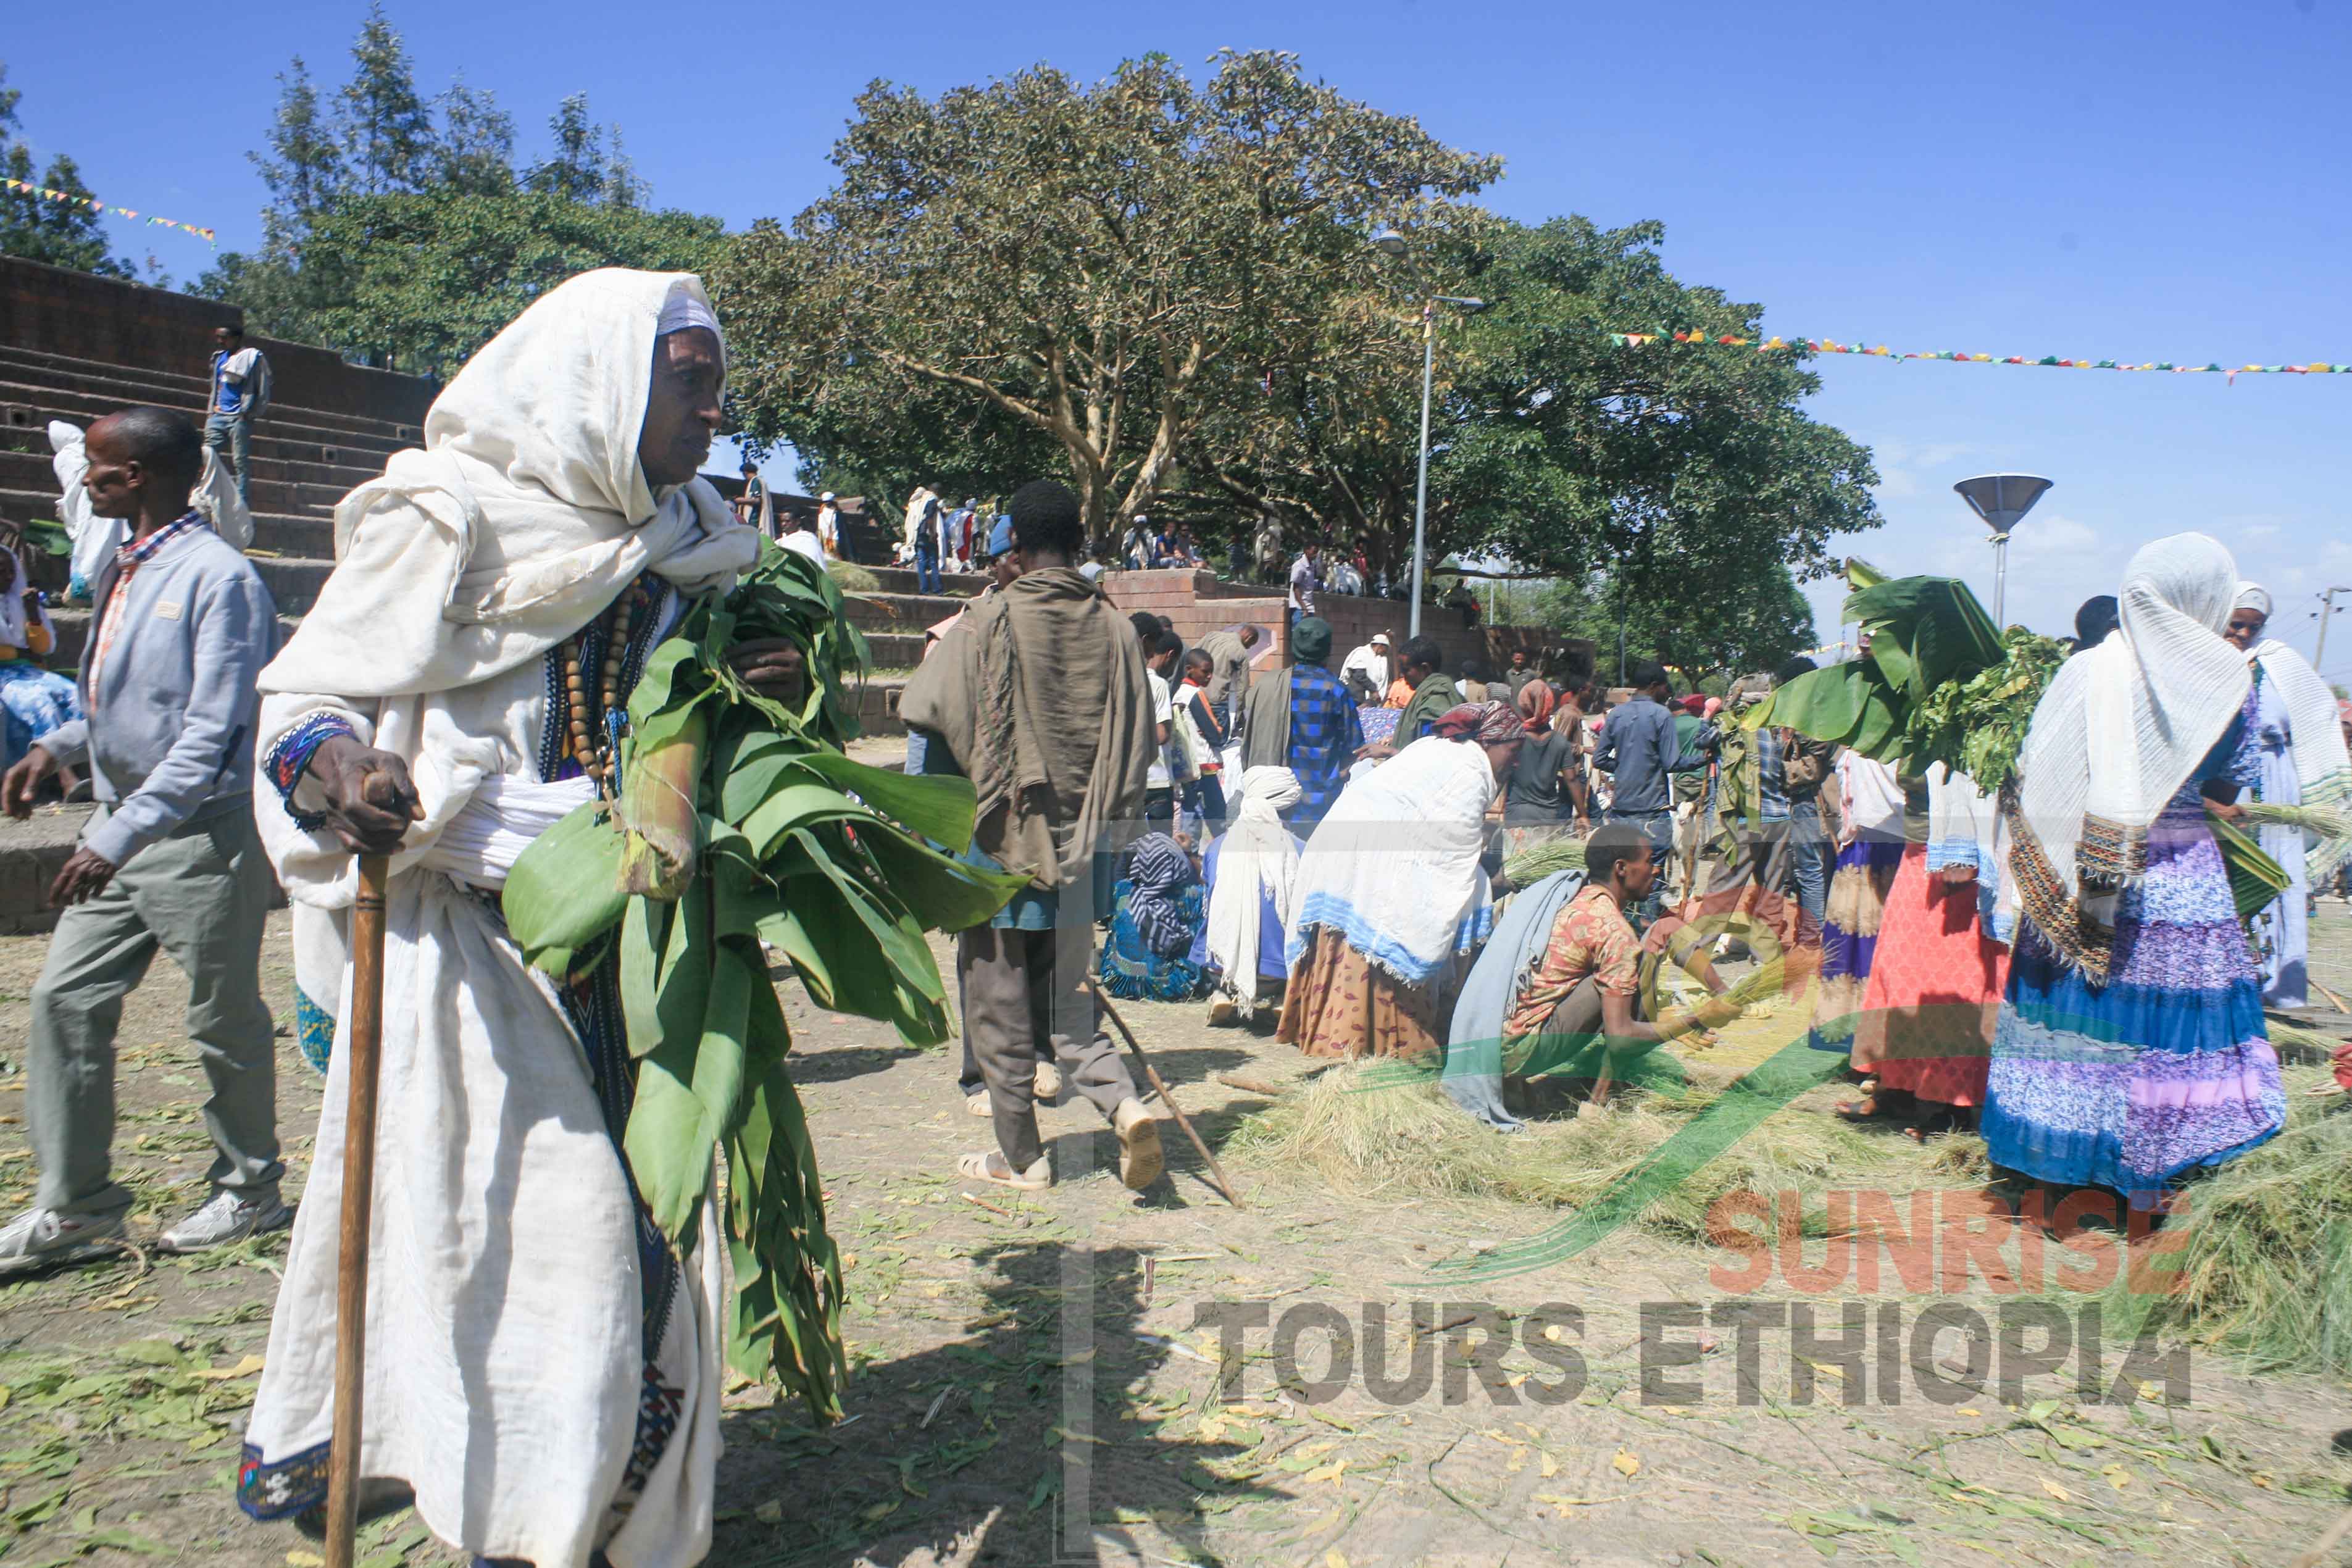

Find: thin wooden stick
<box><xmin>1082</xmin><ymin>974</ymin><xmax>1244</xmax><ymax>1209</ymax></box>
<box><xmin>2288</xmin><ymin>1503</ymin><xmax>2352</xmax><ymax>1568</ymax></box>
<box><xmin>325</xmin><ymin>855</ymin><xmax>390</xmax><ymax>1568</ymax></box>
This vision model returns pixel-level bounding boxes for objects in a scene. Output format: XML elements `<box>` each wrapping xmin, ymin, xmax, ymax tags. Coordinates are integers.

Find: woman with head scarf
<box><xmin>1195</xmin><ymin>765</ymin><xmax>1306</xmax><ymax>1023</ymax></box>
<box><xmin>1985</xmin><ymin>533</ymin><xmax>2283</xmax><ymax>1206</ymax></box>
<box><xmin>2222</xmin><ymin>581</ymin><xmax>2350</xmax><ymax>1007</ymax></box>
<box><xmin>1278</xmin><ymin>701</ymin><xmax>1524</xmax><ymax>1059</ymax></box>
<box><xmin>1097</xmin><ymin>832</ymin><xmax>1210</xmax><ymax>1002</ymax></box>
<box><xmin>239</xmin><ymin>271</ymin><xmax>780</xmax><ymax>1565</ymax></box>
<box><xmin>1499</xmin><ymin>678</ymin><xmax>1588</xmax><ymax>860</ymax></box>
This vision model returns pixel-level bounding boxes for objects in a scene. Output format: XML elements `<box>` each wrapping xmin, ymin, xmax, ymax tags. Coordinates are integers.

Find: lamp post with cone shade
<box><xmin>1370</xmin><ymin>227</ymin><xmax>1485</xmax><ymax>638</ymax></box>
<box><xmin>1952</xmin><ymin>473</ymin><xmax>2053</xmax><ymax>628</ymax></box>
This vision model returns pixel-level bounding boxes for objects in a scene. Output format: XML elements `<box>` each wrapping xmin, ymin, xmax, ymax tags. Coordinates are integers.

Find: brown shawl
<box><xmin>901</xmin><ymin>566</ymin><xmax>1153</xmax><ymax>890</ymax></box>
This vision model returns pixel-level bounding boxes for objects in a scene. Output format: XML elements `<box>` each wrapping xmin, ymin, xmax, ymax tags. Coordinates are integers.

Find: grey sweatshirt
<box><xmin>38</xmin><ymin>520</ymin><xmax>278</xmax><ymax>867</ymax></box>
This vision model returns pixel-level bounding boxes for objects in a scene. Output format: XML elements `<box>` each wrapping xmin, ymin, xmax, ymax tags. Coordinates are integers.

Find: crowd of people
<box><xmin>0</xmin><ymin>262</ymin><xmax>2345</xmax><ymax>1568</ymax></box>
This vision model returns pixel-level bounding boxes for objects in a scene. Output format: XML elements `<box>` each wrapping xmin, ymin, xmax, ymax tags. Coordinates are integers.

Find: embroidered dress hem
<box><xmin>1806</xmin><ymin>838</ymin><xmax>1903</xmax><ymax>1060</ymax></box>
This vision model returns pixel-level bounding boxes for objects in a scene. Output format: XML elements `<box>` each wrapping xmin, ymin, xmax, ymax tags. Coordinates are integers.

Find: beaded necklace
<box><xmin>561</xmin><ymin>582</ymin><xmax>653</xmax><ymax>796</ymax></box>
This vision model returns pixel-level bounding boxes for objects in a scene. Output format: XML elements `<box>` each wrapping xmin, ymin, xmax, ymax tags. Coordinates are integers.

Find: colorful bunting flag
<box><xmin>1599</xmin><ymin>324</ymin><xmax>2345</xmax><ymax>378</ymax></box>
<box><xmin>1</xmin><ymin>177</ymin><xmax>215</xmax><ymax>246</ymax></box>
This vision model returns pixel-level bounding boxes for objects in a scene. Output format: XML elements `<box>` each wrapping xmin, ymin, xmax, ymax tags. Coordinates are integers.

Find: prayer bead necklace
<box><xmin>562</xmin><ymin>585</ymin><xmax>649</xmax><ymax>794</ymax></box>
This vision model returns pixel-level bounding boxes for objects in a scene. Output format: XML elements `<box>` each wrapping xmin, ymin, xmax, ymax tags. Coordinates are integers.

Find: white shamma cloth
<box><xmin>1286</xmin><ymin>734</ymin><xmax>1498</xmax><ymax>986</ymax></box>
<box><xmin>240</xmin><ymin>267</ymin><xmax>758</xmax><ymax>1568</ymax></box>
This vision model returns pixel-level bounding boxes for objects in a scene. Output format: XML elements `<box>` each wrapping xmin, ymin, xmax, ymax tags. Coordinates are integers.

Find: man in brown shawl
<box><xmin>901</xmin><ymin>480</ymin><xmax>1166</xmax><ymax>1191</ymax></box>
<box><xmin>1196</xmin><ymin>622</ymin><xmax>1262</xmax><ymax>733</ymax></box>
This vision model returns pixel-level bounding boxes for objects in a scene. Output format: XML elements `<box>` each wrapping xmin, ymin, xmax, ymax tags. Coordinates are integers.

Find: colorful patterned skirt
<box><xmin>1806</xmin><ymin>838</ymin><xmax>1904</xmax><ymax>1059</ymax></box>
<box><xmin>1278</xmin><ymin>928</ymin><xmax>1444</xmax><ymax>1060</ymax></box>
<box><xmin>1856</xmin><ymin>844</ymin><xmax>2008</xmax><ymax>1106</ymax></box>
<box><xmin>1984</xmin><ymin>793</ymin><xmax>2285</xmax><ymax>1200</ymax></box>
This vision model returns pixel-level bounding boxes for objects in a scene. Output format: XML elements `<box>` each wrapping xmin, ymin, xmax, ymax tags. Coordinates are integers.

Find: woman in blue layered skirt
<box><xmin>1985</xmin><ymin>533</ymin><xmax>2284</xmax><ymax>1207</ymax></box>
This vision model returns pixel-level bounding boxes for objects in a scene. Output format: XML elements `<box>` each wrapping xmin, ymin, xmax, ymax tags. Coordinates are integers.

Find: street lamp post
<box><xmin>1951</xmin><ymin>474</ymin><xmax>2054</xmax><ymax>628</ymax></box>
<box><xmin>2316</xmin><ymin>585</ymin><xmax>2352</xmax><ymax>673</ymax></box>
<box><xmin>1372</xmin><ymin>228</ymin><xmax>1483</xmax><ymax>639</ymax></box>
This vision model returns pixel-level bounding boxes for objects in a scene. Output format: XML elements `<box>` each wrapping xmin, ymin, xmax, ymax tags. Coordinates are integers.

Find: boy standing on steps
<box><xmin>204</xmin><ymin>325</ymin><xmax>270</xmax><ymax>505</ymax></box>
<box><xmin>0</xmin><ymin>406</ymin><xmax>285</xmax><ymax>1272</ymax></box>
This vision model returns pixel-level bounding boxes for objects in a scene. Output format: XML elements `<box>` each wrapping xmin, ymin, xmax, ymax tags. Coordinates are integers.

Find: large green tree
<box><xmin>716</xmin><ymin>50</ymin><xmax>1500</xmax><ymax>533</ymax></box>
<box><xmin>199</xmin><ymin>16</ymin><xmax>696</xmax><ymax>367</ymax></box>
<box><xmin>0</xmin><ymin>61</ymin><xmax>131</xmax><ymax>278</ymax></box>
<box><xmin>1523</xmin><ymin>561</ymin><xmax>1817</xmax><ymax>687</ymax></box>
<box><xmin>1437</xmin><ymin>217</ymin><xmax>1879</xmax><ymax>607</ymax></box>
<box><xmin>306</xmin><ymin>192</ymin><xmax>722</xmax><ymax>377</ymax></box>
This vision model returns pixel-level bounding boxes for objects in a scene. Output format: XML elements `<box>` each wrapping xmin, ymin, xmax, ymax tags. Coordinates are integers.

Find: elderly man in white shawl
<box><xmin>2224</xmin><ymin>580</ymin><xmax>2352</xmax><ymax>1008</ymax></box>
<box><xmin>237</xmin><ymin>270</ymin><xmax>797</xmax><ymax>1568</ymax></box>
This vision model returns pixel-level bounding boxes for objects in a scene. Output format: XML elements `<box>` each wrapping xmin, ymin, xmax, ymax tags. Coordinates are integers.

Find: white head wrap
<box><xmin>2009</xmin><ymin>532</ymin><xmax>2251</xmax><ymax>976</ymax></box>
<box><xmin>2233</xmin><ymin>580</ymin><xmax>2273</xmax><ymax>619</ymax></box>
<box><xmin>259</xmin><ymin>268</ymin><xmax>758</xmax><ymax>699</ymax></box>
<box><xmin>1203</xmin><ymin>766</ymin><xmax>1303</xmax><ymax>1018</ymax></box>
<box><xmin>655</xmin><ymin>282</ymin><xmax>721</xmax><ymax>340</ymax></box>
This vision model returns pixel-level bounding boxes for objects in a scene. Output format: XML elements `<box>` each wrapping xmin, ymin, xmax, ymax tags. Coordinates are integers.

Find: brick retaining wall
<box><xmin>1</xmin><ymin>256</ymin><xmax>435</xmax><ymax>425</ymax></box>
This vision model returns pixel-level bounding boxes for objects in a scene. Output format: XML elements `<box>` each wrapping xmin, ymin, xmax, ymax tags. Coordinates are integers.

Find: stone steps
<box><xmin>0</xmin><ymin>344</ymin><xmax>422</xmax><ymax>448</ymax></box>
<box><xmin>0</xmin><ymin>433</ymin><xmax>388</xmax><ymax>497</ymax></box>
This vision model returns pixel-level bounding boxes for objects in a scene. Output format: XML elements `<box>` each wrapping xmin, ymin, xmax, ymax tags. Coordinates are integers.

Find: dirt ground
<box><xmin>3</xmin><ymin>878</ymin><xmax>2351</xmax><ymax>1566</ymax></box>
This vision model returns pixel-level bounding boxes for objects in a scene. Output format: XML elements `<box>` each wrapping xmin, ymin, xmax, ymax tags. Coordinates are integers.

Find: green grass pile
<box><xmin>1230</xmin><ymin>1056</ymin><xmax>1979</xmax><ymax>1248</ymax></box>
<box><xmin>2098</xmin><ymin>1065</ymin><xmax>2352</xmax><ymax>1375</ymax></box>
<box><xmin>827</xmin><ymin>561</ymin><xmax>882</xmax><ymax>596</ymax></box>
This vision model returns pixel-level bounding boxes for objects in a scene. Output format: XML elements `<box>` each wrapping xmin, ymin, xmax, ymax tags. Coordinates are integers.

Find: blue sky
<box><xmin>9</xmin><ymin>1</ymin><xmax>2350</xmax><ymax>669</ymax></box>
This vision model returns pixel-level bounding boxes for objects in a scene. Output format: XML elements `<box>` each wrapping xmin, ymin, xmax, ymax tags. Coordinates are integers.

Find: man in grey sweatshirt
<box><xmin>0</xmin><ymin>406</ymin><xmax>285</xmax><ymax>1272</ymax></box>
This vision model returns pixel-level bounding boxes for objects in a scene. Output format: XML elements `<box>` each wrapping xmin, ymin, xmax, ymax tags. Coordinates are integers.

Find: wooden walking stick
<box><xmin>1081</xmin><ymin>972</ymin><xmax>1244</xmax><ymax>1209</ymax></box>
<box><xmin>325</xmin><ymin>854</ymin><xmax>391</xmax><ymax>1568</ymax></box>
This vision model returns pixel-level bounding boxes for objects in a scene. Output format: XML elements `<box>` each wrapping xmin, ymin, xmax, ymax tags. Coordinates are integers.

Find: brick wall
<box><xmin>2</xmin><ymin>255</ymin><xmax>438</xmax><ymax>425</ymax></box>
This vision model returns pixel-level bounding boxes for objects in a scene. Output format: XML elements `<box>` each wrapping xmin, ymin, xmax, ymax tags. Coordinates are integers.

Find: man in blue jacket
<box><xmin>0</xmin><ymin>406</ymin><xmax>284</xmax><ymax>1271</ymax></box>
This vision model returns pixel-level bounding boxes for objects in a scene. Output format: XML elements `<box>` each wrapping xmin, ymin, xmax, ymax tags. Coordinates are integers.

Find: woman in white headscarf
<box><xmin>1985</xmin><ymin>533</ymin><xmax>2283</xmax><ymax>1207</ymax></box>
<box><xmin>1196</xmin><ymin>765</ymin><xmax>1305</xmax><ymax>1023</ymax></box>
<box><xmin>240</xmin><ymin>270</ymin><xmax>775</xmax><ymax>1568</ymax></box>
<box><xmin>2222</xmin><ymin>581</ymin><xmax>2351</xmax><ymax>1007</ymax></box>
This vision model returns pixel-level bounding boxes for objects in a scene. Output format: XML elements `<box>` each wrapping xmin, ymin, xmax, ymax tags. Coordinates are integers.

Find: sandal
<box><xmin>1112</xmin><ymin>1099</ymin><xmax>1165</xmax><ymax>1191</ymax></box>
<box><xmin>1834</xmin><ymin>1091</ymin><xmax>1909</xmax><ymax>1124</ymax></box>
<box><xmin>957</xmin><ymin>1151</ymin><xmax>1051</xmax><ymax>1190</ymax></box>
<box><xmin>965</xmin><ymin>1089</ymin><xmax>991</xmax><ymax>1117</ymax></box>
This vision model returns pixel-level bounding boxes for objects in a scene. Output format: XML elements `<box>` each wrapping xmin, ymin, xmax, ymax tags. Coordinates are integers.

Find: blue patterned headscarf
<box><xmin>1126</xmin><ymin>833</ymin><xmax>1196</xmax><ymax>957</ymax></box>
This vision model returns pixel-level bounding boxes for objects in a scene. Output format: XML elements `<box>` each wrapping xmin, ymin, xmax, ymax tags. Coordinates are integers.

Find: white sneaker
<box><xmin>0</xmin><ymin>1207</ymin><xmax>128</xmax><ymax>1275</ymax></box>
<box><xmin>158</xmin><ymin>1190</ymin><xmax>292</xmax><ymax>1254</ymax></box>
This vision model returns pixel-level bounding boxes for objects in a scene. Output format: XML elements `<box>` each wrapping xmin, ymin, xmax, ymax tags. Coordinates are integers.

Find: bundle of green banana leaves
<box><xmin>502</xmin><ymin>543</ymin><xmax>1024</xmax><ymax>1420</ymax></box>
<box><xmin>1746</xmin><ymin>569</ymin><xmax>2064</xmax><ymax>796</ymax></box>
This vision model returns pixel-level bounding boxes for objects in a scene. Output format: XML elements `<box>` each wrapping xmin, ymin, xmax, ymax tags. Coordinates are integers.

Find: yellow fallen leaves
<box><xmin>286</xmin><ymin>1553</ymin><xmax>325</xmax><ymax>1567</ymax></box>
<box><xmin>1541</xmin><ymin>1452</ymin><xmax>1559</xmax><ymax>1478</ymax></box>
<box><xmin>1298</xmin><ymin>1457</ymin><xmax>1349</xmax><ymax>1485</ymax></box>
<box><xmin>1325</xmin><ymin>1552</ymin><xmax>1349</xmax><ymax>1568</ymax></box>
<box><xmin>196</xmin><ymin>1354</ymin><xmax>267</xmax><ymax>1381</ymax></box>
<box><xmin>2040</xmin><ymin>1478</ymin><xmax>2071</xmax><ymax>1503</ymax></box>
<box><xmin>1532</xmin><ymin>1493</ymin><xmax>1580</xmax><ymax>1520</ymax></box>
<box><xmin>754</xmin><ymin>1500</ymin><xmax>784</xmax><ymax>1524</ymax></box>
<box><xmin>2102</xmin><ymin>1463</ymin><xmax>2133</xmax><ymax>1491</ymax></box>
<box><xmin>1612</xmin><ymin>1449</ymin><xmax>1641</xmax><ymax>1478</ymax></box>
